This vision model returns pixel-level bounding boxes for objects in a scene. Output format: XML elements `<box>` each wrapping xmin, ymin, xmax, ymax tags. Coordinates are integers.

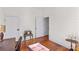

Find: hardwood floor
<box><xmin>20</xmin><ymin>35</ymin><xmax>69</xmax><ymax>51</ymax></box>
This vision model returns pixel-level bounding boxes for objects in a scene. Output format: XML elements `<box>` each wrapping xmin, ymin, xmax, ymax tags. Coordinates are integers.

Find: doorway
<box><xmin>4</xmin><ymin>16</ymin><xmax>19</xmax><ymax>39</ymax></box>
<box><xmin>35</xmin><ymin>16</ymin><xmax>49</xmax><ymax>38</ymax></box>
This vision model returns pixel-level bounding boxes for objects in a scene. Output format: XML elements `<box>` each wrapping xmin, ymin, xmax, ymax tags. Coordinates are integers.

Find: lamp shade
<box><xmin>0</xmin><ymin>25</ymin><xmax>6</xmax><ymax>32</ymax></box>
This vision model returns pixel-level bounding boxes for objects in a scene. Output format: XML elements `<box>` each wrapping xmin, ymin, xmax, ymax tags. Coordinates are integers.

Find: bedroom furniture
<box><xmin>65</xmin><ymin>39</ymin><xmax>78</xmax><ymax>51</ymax></box>
<box><xmin>0</xmin><ymin>38</ymin><xmax>16</xmax><ymax>51</ymax></box>
<box><xmin>23</xmin><ymin>30</ymin><xmax>33</xmax><ymax>41</ymax></box>
<box><xmin>15</xmin><ymin>36</ymin><xmax>22</xmax><ymax>51</ymax></box>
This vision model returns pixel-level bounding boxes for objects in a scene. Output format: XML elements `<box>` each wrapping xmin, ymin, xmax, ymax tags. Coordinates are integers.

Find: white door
<box><xmin>35</xmin><ymin>16</ymin><xmax>49</xmax><ymax>38</ymax></box>
<box><xmin>4</xmin><ymin>16</ymin><xmax>19</xmax><ymax>39</ymax></box>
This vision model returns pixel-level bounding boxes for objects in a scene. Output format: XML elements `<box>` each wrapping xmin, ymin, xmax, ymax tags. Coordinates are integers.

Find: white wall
<box><xmin>32</xmin><ymin>7</ymin><xmax>79</xmax><ymax>48</ymax></box>
<box><xmin>2</xmin><ymin>7</ymin><xmax>50</xmax><ymax>39</ymax></box>
<box><xmin>1</xmin><ymin>7</ymin><xmax>79</xmax><ymax>48</ymax></box>
<box><xmin>0</xmin><ymin>8</ymin><xmax>4</xmax><ymax>25</ymax></box>
<box><xmin>2</xmin><ymin>8</ymin><xmax>36</xmax><ymax>40</ymax></box>
<box><xmin>49</xmin><ymin>8</ymin><xmax>79</xmax><ymax>48</ymax></box>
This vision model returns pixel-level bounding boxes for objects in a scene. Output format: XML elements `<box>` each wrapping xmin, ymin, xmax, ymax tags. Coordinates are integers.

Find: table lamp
<box><xmin>0</xmin><ymin>25</ymin><xmax>6</xmax><ymax>32</ymax></box>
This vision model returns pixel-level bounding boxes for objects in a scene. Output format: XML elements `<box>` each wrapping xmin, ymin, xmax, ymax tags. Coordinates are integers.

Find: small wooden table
<box><xmin>0</xmin><ymin>38</ymin><xmax>16</xmax><ymax>51</ymax></box>
<box><xmin>23</xmin><ymin>30</ymin><xmax>33</xmax><ymax>41</ymax></box>
<box><xmin>65</xmin><ymin>39</ymin><xmax>78</xmax><ymax>51</ymax></box>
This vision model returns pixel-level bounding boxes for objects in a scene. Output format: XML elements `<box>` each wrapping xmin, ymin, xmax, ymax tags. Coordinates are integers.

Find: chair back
<box><xmin>15</xmin><ymin>36</ymin><xmax>22</xmax><ymax>51</ymax></box>
<box><xmin>0</xmin><ymin>32</ymin><xmax>4</xmax><ymax>41</ymax></box>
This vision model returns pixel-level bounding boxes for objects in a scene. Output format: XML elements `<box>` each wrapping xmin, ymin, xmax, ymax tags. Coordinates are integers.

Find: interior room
<box><xmin>0</xmin><ymin>7</ymin><xmax>79</xmax><ymax>51</ymax></box>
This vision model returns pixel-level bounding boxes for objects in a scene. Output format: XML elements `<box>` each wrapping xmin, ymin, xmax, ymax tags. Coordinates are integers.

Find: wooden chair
<box><xmin>15</xmin><ymin>36</ymin><xmax>22</xmax><ymax>51</ymax></box>
<box><xmin>0</xmin><ymin>32</ymin><xmax>4</xmax><ymax>41</ymax></box>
